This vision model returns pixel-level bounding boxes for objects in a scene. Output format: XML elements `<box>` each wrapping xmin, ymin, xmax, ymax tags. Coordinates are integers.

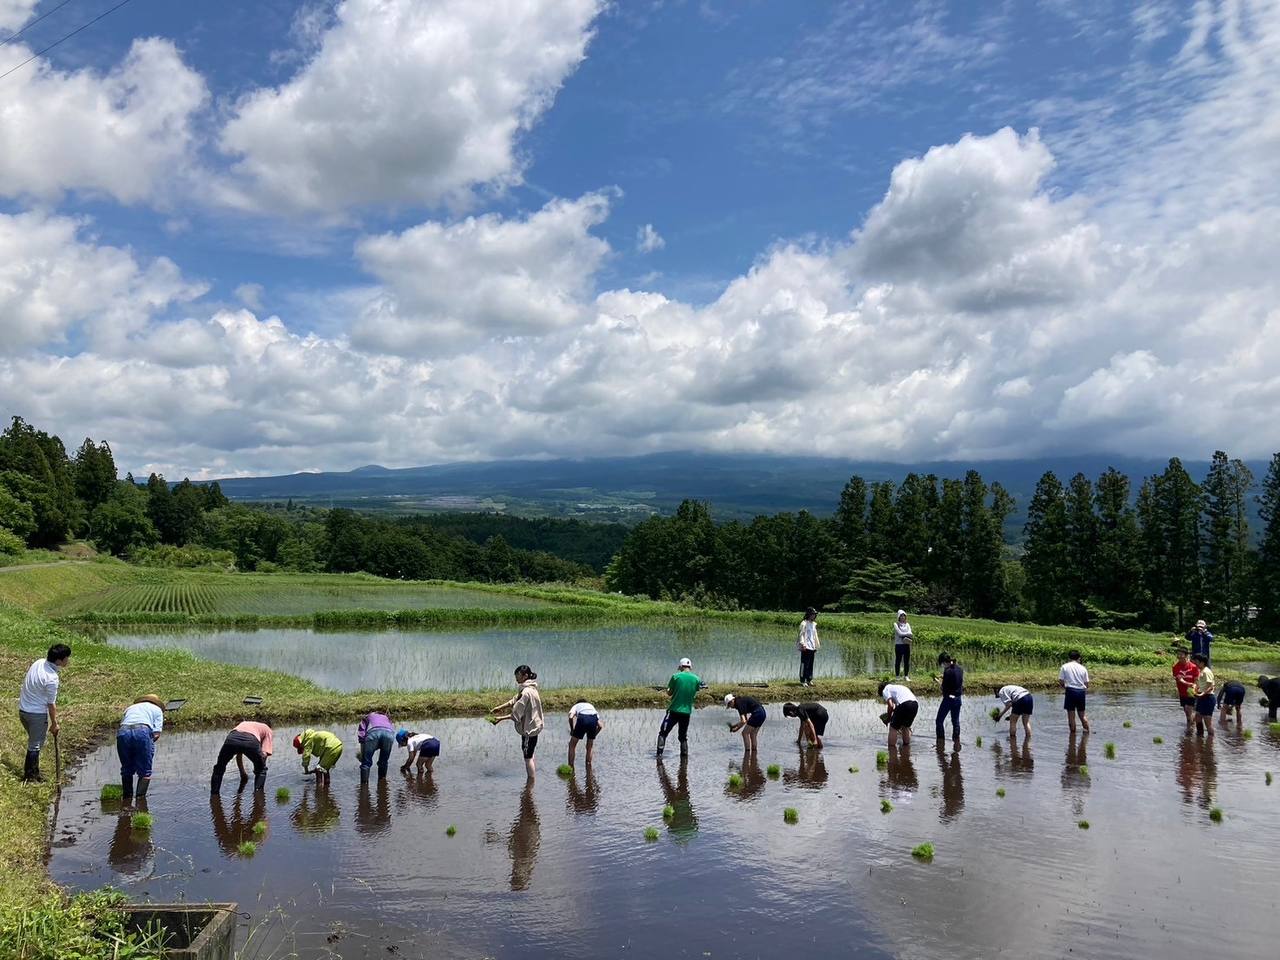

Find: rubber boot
<box><xmin>121</xmin><ymin>774</ymin><xmax>135</xmax><ymax>803</ymax></box>
<box><xmin>360</xmin><ymin>766</ymin><xmax>370</xmax><ymax>785</ymax></box>
<box><xmin>656</xmin><ymin>735</ymin><xmax>666</xmax><ymax>757</ymax></box>
<box><xmin>679</xmin><ymin>739</ymin><xmax>688</xmax><ymax>757</ymax></box>
<box><xmin>135</xmin><ymin>778</ymin><xmax>149</xmax><ymax>801</ymax></box>
<box><xmin>23</xmin><ymin>751</ymin><xmax>44</xmax><ymax>783</ymax></box>
<box><xmin>253</xmin><ymin>772</ymin><xmax>267</xmax><ymax>793</ymax></box>
<box><xmin>210</xmin><ymin>770</ymin><xmax>223</xmax><ymax>794</ymax></box>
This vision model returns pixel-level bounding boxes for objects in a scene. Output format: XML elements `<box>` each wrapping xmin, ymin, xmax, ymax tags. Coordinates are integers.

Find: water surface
<box><xmin>50</xmin><ymin>692</ymin><xmax>1280</xmax><ymax>959</ymax></box>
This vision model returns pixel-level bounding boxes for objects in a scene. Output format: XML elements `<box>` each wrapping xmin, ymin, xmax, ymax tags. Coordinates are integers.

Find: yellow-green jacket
<box><xmin>298</xmin><ymin>729</ymin><xmax>343</xmax><ymax>771</ymax></box>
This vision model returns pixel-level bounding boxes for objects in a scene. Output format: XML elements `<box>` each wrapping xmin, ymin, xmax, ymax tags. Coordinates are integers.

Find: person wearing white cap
<box><xmin>1186</xmin><ymin>620</ymin><xmax>1213</xmax><ymax>665</ymax></box>
<box><xmin>657</xmin><ymin>658</ymin><xmax>700</xmax><ymax>757</ymax></box>
<box><xmin>724</xmin><ymin>693</ymin><xmax>766</xmax><ymax>752</ymax></box>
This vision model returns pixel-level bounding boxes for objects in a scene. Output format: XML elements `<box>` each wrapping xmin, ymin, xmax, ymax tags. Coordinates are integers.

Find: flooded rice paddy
<box><xmin>101</xmin><ymin>622</ymin><xmax>1062</xmax><ymax>691</ymax></box>
<box><xmin>51</xmin><ymin>692</ymin><xmax>1280</xmax><ymax>959</ymax></box>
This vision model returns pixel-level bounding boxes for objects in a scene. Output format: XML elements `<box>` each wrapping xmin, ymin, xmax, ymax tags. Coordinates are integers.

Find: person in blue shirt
<box><xmin>117</xmin><ymin>694</ymin><xmax>164</xmax><ymax>805</ymax></box>
<box><xmin>1186</xmin><ymin>620</ymin><xmax>1213</xmax><ymax>664</ymax></box>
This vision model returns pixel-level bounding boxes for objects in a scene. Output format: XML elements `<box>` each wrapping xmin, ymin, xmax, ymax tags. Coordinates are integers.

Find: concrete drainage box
<box><xmin>122</xmin><ymin>903</ymin><xmax>237</xmax><ymax>960</ymax></box>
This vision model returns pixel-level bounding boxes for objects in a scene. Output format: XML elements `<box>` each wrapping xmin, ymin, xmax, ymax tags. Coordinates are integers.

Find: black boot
<box><xmin>23</xmin><ymin>751</ymin><xmax>43</xmax><ymax>783</ymax></box>
<box><xmin>135</xmin><ymin>778</ymin><xmax>149</xmax><ymax>801</ymax></box>
<box><xmin>121</xmin><ymin>775</ymin><xmax>135</xmax><ymax>803</ymax></box>
<box><xmin>360</xmin><ymin>766</ymin><xmax>370</xmax><ymax>785</ymax></box>
<box><xmin>656</xmin><ymin>735</ymin><xmax>666</xmax><ymax>757</ymax></box>
<box><xmin>253</xmin><ymin>772</ymin><xmax>267</xmax><ymax>793</ymax></box>
<box><xmin>210</xmin><ymin>770</ymin><xmax>223</xmax><ymax>794</ymax></box>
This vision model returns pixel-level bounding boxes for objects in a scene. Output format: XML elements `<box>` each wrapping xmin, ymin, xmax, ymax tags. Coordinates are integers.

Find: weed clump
<box><xmin>237</xmin><ymin>840</ymin><xmax>257</xmax><ymax>857</ymax></box>
<box><xmin>766</xmin><ymin>764</ymin><xmax>781</xmax><ymax>779</ymax></box>
<box><xmin>1104</xmin><ymin>742</ymin><xmax>1117</xmax><ymax>759</ymax></box>
<box><xmin>251</xmin><ymin>821</ymin><xmax>267</xmax><ymax>838</ymax></box>
<box><xmin>1123</xmin><ymin>721</ymin><xmax>1132</xmax><ymax>729</ymax></box>
<box><xmin>783</xmin><ymin>807</ymin><xmax>799</xmax><ymax>824</ymax></box>
<box><xmin>1078</xmin><ymin>820</ymin><xmax>1090</xmax><ymax>830</ymax></box>
<box><xmin>556</xmin><ymin>763</ymin><xmax>574</xmax><ymax>778</ymax></box>
<box><xmin>275</xmin><ymin>787</ymin><xmax>291</xmax><ymax>803</ymax></box>
<box><xmin>911</xmin><ymin>842</ymin><xmax>935</xmax><ymax>861</ymax></box>
<box><xmin>644</xmin><ymin>826</ymin><xmax>660</xmax><ymax>841</ymax></box>
<box><xmin>727</xmin><ymin>773</ymin><xmax>743</xmax><ymax>789</ymax></box>
<box><xmin>100</xmin><ymin>784</ymin><xmax>123</xmax><ymax>802</ymax></box>
<box><xmin>875</xmin><ymin>750</ymin><xmax>889</xmax><ymax>768</ymax></box>
<box><xmin>130</xmin><ymin>813</ymin><xmax>153</xmax><ymax>831</ymax></box>
<box><xmin>662</xmin><ymin>804</ymin><xmax>675</xmax><ymax>820</ymax></box>
<box><xmin>996</xmin><ymin>788</ymin><xmax>1006</xmax><ymax>798</ymax></box>
<box><xmin>1209</xmin><ymin>807</ymin><xmax>1223</xmax><ymax>823</ymax></box>
<box><xmin>446</xmin><ymin>825</ymin><xmax>457</xmax><ymax>837</ymax></box>
<box><xmin>880</xmin><ymin>799</ymin><xmax>893</xmax><ymax>814</ymax></box>
<box><xmin>1153</xmin><ymin>736</ymin><xmax>1164</xmax><ymax>744</ymax></box>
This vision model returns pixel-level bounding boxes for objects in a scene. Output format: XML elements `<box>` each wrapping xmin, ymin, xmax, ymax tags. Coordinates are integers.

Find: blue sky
<box><xmin>1</xmin><ymin>0</ymin><xmax>1277</xmax><ymax>477</ymax></box>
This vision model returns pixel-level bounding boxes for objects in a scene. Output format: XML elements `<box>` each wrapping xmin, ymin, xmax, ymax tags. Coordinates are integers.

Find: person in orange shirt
<box><xmin>1171</xmin><ymin>649</ymin><xmax>1200</xmax><ymax>729</ymax></box>
<box><xmin>211</xmin><ymin>719</ymin><xmax>274</xmax><ymax>794</ymax></box>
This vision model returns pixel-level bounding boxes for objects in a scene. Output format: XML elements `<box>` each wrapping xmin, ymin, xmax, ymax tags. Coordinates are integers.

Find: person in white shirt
<box><xmin>117</xmin><ymin>695</ymin><xmax>164</xmax><ymax>804</ymax></box>
<box><xmin>893</xmin><ymin>611</ymin><xmax>913</xmax><ymax>680</ymax></box>
<box><xmin>1058</xmin><ymin>650</ymin><xmax>1091</xmax><ymax>734</ymax></box>
<box><xmin>17</xmin><ymin>643</ymin><xmax>71</xmax><ymax>783</ymax></box>
<box><xmin>877</xmin><ymin>681</ymin><xmax>919</xmax><ymax>747</ymax></box>
<box><xmin>396</xmin><ymin>729</ymin><xmax>441</xmax><ymax>774</ymax></box>
<box><xmin>994</xmin><ymin>684</ymin><xmax>1034</xmax><ymax>738</ymax></box>
<box><xmin>567</xmin><ymin>701</ymin><xmax>603</xmax><ymax>767</ymax></box>
<box><xmin>797</xmin><ymin>608</ymin><xmax>820</xmax><ymax>687</ymax></box>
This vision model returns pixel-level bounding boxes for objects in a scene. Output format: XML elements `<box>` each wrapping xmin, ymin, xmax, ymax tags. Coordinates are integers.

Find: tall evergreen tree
<box><xmin>960</xmin><ymin>470</ymin><xmax>1006</xmax><ymax>618</ymax></box>
<box><xmin>865</xmin><ymin>481</ymin><xmax>896</xmax><ymax>562</ymax></box>
<box><xmin>72</xmin><ymin>438</ymin><xmax>117</xmax><ymax>511</ymax></box>
<box><xmin>833</xmin><ymin>475</ymin><xmax>867</xmax><ymax>568</ymax></box>
<box><xmin>1094</xmin><ymin>467</ymin><xmax>1141</xmax><ymax>612</ymax></box>
<box><xmin>1155</xmin><ymin>458</ymin><xmax>1203</xmax><ymax>630</ymax></box>
<box><xmin>1064</xmin><ymin>473</ymin><xmax>1098</xmax><ymax>606</ymax></box>
<box><xmin>1022</xmin><ymin>471</ymin><xmax>1074</xmax><ymax>624</ymax></box>
<box><xmin>932</xmin><ymin>478</ymin><xmax>965</xmax><ymax>610</ymax></box>
<box><xmin>892</xmin><ymin>473</ymin><xmax>934</xmax><ymax>578</ymax></box>
<box><xmin>1201</xmin><ymin>451</ymin><xmax>1254</xmax><ymax>633</ymax></box>
<box><xmin>1256</xmin><ymin>453</ymin><xmax>1280</xmax><ymax>637</ymax></box>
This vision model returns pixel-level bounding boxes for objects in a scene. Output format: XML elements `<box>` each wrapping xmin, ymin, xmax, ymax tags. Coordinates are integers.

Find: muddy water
<box><xmin>50</xmin><ymin>693</ymin><xmax>1280</xmax><ymax>959</ymax></box>
<box><xmin>102</xmin><ymin>622</ymin><xmax>1060</xmax><ymax>691</ymax></box>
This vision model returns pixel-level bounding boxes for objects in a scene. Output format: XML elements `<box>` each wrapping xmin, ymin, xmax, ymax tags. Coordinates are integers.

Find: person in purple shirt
<box><xmin>357</xmin><ymin>710</ymin><xmax>396</xmax><ymax>783</ymax></box>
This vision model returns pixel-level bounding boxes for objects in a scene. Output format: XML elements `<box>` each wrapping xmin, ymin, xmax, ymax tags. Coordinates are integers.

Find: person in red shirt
<box><xmin>1171</xmin><ymin>648</ymin><xmax>1200</xmax><ymax>729</ymax></box>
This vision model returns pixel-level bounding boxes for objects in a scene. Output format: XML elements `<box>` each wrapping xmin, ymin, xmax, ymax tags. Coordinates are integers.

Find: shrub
<box><xmin>130</xmin><ymin>812</ymin><xmax>153</xmax><ymax>831</ymax></box>
<box><xmin>644</xmin><ymin>827</ymin><xmax>660</xmax><ymax>841</ymax></box>
<box><xmin>911</xmin><ymin>842</ymin><xmax>934</xmax><ymax>861</ymax></box>
<box><xmin>0</xmin><ymin>890</ymin><xmax>170</xmax><ymax>959</ymax></box>
<box><xmin>783</xmin><ymin>808</ymin><xmax>799</xmax><ymax>824</ymax></box>
<box><xmin>0</xmin><ymin>526</ymin><xmax>24</xmax><ymax>557</ymax></box>
<box><xmin>237</xmin><ymin>840</ymin><xmax>257</xmax><ymax>856</ymax></box>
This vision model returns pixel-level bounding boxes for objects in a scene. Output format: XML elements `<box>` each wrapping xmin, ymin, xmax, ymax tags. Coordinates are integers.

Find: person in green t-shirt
<box><xmin>657</xmin><ymin>658</ymin><xmax>701</xmax><ymax>757</ymax></box>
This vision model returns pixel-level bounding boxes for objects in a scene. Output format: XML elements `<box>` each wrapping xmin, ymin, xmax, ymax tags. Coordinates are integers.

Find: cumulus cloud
<box><xmin>636</xmin><ymin>223</ymin><xmax>665</xmax><ymax>253</ymax></box>
<box><xmin>0</xmin><ymin>38</ymin><xmax>207</xmax><ymax>204</ymax></box>
<box><xmin>218</xmin><ymin>0</ymin><xmax>603</xmax><ymax>215</ymax></box>
<box><xmin>350</xmin><ymin>193</ymin><xmax>611</xmax><ymax>355</ymax></box>
<box><xmin>0</xmin><ymin>0</ymin><xmax>36</xmax><ymax>31</ymax></box>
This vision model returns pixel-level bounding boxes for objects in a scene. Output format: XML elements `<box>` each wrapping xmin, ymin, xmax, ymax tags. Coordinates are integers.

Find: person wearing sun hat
<box><xmin>294</xmin><ymin>728</ymin><xmax>343</xmax><ymax>788</ymax></box>
<box><xmin>724</xmin><ymin>692</ymin><xmax>767</xmax><ymax>752</ymax></box>
<box><xmin>1186</xmin><ymin>619</ymin><xmax>1213</xmax><ymax>665</ymax></box>
<box><xmin>117</xmin><ymin>694</ymin><xmax>165</xmax><ymax>805</ymax></box>
<box><xmin>657</xmin><ymin>657</ymin><xmax>700</xmax><ymax>758</ymax></box>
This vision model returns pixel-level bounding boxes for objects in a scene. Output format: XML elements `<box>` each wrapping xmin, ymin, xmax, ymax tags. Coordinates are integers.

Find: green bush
<box><xmin>0</xmin><ymin>890</ymin><xmax>170</xmax><ymax>960</ymax></box>
<box><xmin>0</xmin><ymin>526</ymin><xmax>24</xmax><ymax>557</ymax></box>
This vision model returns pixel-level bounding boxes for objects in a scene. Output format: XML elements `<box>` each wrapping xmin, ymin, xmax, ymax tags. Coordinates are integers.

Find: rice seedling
<box><xmin>989</xmin><ymin>707</ymin><xmax>1002</xmax><ymax>721</ymax></box>
<box><xmin>1243</xmin><ymin>729</ymin><xmax>1253</xmax><ymax>740</ymax></box>
<box><xmin>1123</xmin><ymin>721</ymin><xmax>1132</xmax><ymax>728</ymax></box>
<box><xmin>100</xmin><ymin>784</ymin><xmax>123</xmax><ymax>802</ymax></box>
<box><xmin>1104</xmin><ymin>742</ymin><xmax>1116</xmax><ymax>759</ymax></box>
<box><xmin>1270</xmin><ymin>722</ymin><xmax>1280</xmax><ymax>735</ymax></box>
<box><xmin>662</xmin><ymin>804</ymin><xmax>675</xmax><ymax>820</ymax></box>
<box><xmin>446</xmin><ymin>825</ymin><xmax>457</xmax><ymax>837</ymax></box>
<box><xmin>1209</xmin><ymin>807</ymin><xmax>1223</xmax><ymax>823</ymax></box>
<box><xmin>880</xmin><ymin>799</ymin><xmax>893</xmax><ymax>814</ymax></box>
<box><xmin>237</xmin><ymin>840</ymin><xmax>257</xmax><ymax>857</ymax></box>
<box><xmin>487</xmin><ymin>717</ymin><xmax>501</xmax><ymax>725</ymax></box>
<box><xmin>275</xmin><ymin>787</ymin><xmax>291</xmax><ymax>802</ymax></box>
<box><xmin>727</xmin><ymin>773</ymin><xmax>743</xmax><ymax>789</ymax></box>
<box><xmin>1153</xmin><ymin>736</ymin><xmax>1164</xmax><ymax>744</ymax></box>
<box><xmin>766</xmin><ymin>764</ymin><xmax>781</xmax><ymax>779</ymax></box>
<box><xmin>875</xmin><ymin>750</ymin><xmax>888</xmax><ymax>768</ymax></box>
<box><xmin>996</xmin><ymin>788</ymin><xmax>1006</xmax><ymax>798</ymax></box>
<box><xmin>556</xmin><ymin>763</ymin><xmax>574</xmax><ymax>778</ymax></box>
<box><xmin>975</xmin><ymin>736</ymin><xmax>983</xmax><ymax>747</ymax></box>
<box><xmin>1265</xmin><ymin>772</ymin><xmax>1272</xmax><ymax>786</ymax></box>
<box><xmin>644</xmin><ymin>827</ymin><xmax>660</xmax><ymax>841</ymax></box>
<box><xmin>911</xmin><ymin>842</ymin><xmax>935</xmax><ymax>861</ymax></box>
<box><xmin>251</xmin><ymin>821</ymin><xmax>267</xmax><ymax>838</ymax></box>
<box><xmin>848</xmin><ymin>766</ymin><xmax>859</xmax><ymax>774</ymax></box>
<box><xmin>130</xmin><ymin>812</ymin><xmax>153</xmax><ymax>831</ymax></box>
<box><xmin>1077</xmin><ymin>820</ymin><xmax>1090</xmax><ymax>830</ymax></box>
<box><xmin>1078</xmin><ymin>764</ymin><xmax>1090</xmax><ymax>777</ymax></box>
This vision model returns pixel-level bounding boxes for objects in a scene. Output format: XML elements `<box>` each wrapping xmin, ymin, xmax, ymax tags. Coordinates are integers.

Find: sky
<box><xmin>1</xmin><ymin>0</ymin><xmax>1278</xmax><ymax>479</ymax></box>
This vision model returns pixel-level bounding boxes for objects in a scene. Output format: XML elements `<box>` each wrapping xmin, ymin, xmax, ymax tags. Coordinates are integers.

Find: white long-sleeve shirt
<box><xmin>798</xmin><ymin>620</ymin><xmax>819</xmax><ymax>651</ymax></box>
<box><xmin>18</xmin><ymin>659</ymin><xmax>60</xmax><ymax>714</ymax></box>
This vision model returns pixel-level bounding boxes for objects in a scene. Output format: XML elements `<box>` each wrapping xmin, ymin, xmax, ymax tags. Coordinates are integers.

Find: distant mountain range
<box><xmin>212</xmin><ymin>451</ymin><xmax>1270</xmax><ymax>526</ymax></box>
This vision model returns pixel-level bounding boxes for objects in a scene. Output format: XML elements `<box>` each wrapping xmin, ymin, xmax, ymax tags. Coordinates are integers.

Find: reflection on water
<box><xmin>49</xmin><ymin>693</ymin><xmax>1280</xmax><ymax>960</ymax></box>
<box><xmin>102</xmin><ymin>623</ymin><xmax>1058</xmax><ymax>692</ymax></box>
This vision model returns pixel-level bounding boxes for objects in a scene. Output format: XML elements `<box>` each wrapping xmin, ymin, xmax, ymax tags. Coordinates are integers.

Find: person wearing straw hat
<box><xmin>117</xmin><ymin>694</ymin><xmax>164</xmax><ymax>805</ymax></box>
<box><xmin>1186</xmin><ymin>619</ymin><xmax>1213</xmax><ymax>665</ymax></box>
<box><xmin>657</xmin><ymin>657</ymin><xmax>700</xmax><ymax>758</ymax></box>
<box><xmin>294</xmin><ymin>728</ymin><xmax>343</xmax><ymax>788</ymax></box>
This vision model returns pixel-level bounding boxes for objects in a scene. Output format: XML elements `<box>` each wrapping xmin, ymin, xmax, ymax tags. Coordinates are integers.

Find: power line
<box><xmin>1</xmin><ymin>0</ymin><xmax>82</xmax><ymax>47</ymax></box>
<box><xmin>0</xmin><ymin>0</ymin><xmax>136</xmax><ymax>83</ymax></box>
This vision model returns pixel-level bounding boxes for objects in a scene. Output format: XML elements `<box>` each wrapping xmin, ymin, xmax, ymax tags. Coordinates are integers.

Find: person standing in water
<box><xmin>1190</xmin><ymin>653</ymin><xmax>1216</xmax><ymax>737</ymax></box>
<box><xmin>798</xmin><ymin>607</ymin><xmax>820</xmax><ymax>687</ymax></box>
<box><xmin>724</xmin><ymin>693</ymin><xmax>766</xmax><ymax>753</ymax></box>
<box><xmin>782</xmin><ymin>701</ymin><xmax>828</xmax><ymax>748</ymax></box>
<box><xmin>657</xmin><ymin>657</ymin><xmax>700</xmax><ymax>758</ymax></box>
<box><xmin>1216</xmin><ymin>679</ymin><xmax>1246</xmax><ymax>726</ymax></box>
<box><xmin>893</xmin><ymin>611</ymin><xmax>913</xmax><ymax>679</ymax></box>
<box><xmin>117</xmin><ymin>694</ymin><xmax>164</xmax><ymax>805</ymax></box>
<box><xmin>878</xmin><ymin>680</ymin><xmax>918</xmax><ymax>747</ymax></box>
<box><xmin>935</xmin><ymin>653</ymin><xmax>964</xmax><ymax>742</ymax></box>
<box><xmin>1187</xmin><ymin>620</ymin><xmax>1213</xmax><ymax>665</ymax></box>
<box><xmin>211</xmin><ymin>719</ymin><xmax>273</xmax><ymax>793</ymax></box>
<box><xmin>396</xmin><ymin>729</ymin><xmax>441</xmax><ymax>774</ymax></box>
<box><xmin>1172</xmin><ymin>648</ymin><xmax>1200</xmax><ymax>728</ymax></box>
<box><xmin>994</xmin><ymin>684</ymin><xmax>1034</xmax><ymax>739</ymax></box>
<box><xmin>1059</xmin><ymin>650</ymin><xmax>1091</xmax><ymax>734</ymax></box>
<box><xmin>493</xmin><ymin>665</ymin><xmax>544</xmax><ymax>779</ymax></box>
<box><xmin>1258</xmin><ymin>674</ymin><xmax>1280</xmax><ymax>721</ymax></box>
<box><xmin>567</xmin><ymin>701</ymin><xmax>603</xmax><ymax>768</ymax></box>
<box><xmin>294</xmin><ymin>729</ymin><xmax>343</xmax><ymax>788</ymax></box>
<box><xmin>357</xmin><ymin>710</ymin><xmax>396</xmax><ymax>783</ymax></box>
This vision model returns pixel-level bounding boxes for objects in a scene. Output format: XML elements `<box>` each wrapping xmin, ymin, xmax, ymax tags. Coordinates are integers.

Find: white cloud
<box><xmin>218</xmin><ymin>0</ymin><xmax>603</xmax><ymax>215</ymax></box>
<box><xmin>636</xmin><ymin>223</ymin><xmax>665</xmax><ymax>253</ymax></box>
<box><xmin>350</xmin><ymin>193</ymin><xmax>611</xmax><ymax>355</ymax></box>
<box><xmin>0</xmin><ymin>0</ymin><xmax>36</xmax><ymax>32</ymax></box>
<box><xmin>0</xmin><ymin>210</ymin><xmax>205</xmax><ymax>351</ymax></box>
<box><xmin>0</xmin><ymin>38</ymin><xmax>207</xmax><ymax>204</ymax></box>
<box><xmin>235</xmin><ymin>284</ymin><xmax>265</xmax><ymax>312</ymax></box>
